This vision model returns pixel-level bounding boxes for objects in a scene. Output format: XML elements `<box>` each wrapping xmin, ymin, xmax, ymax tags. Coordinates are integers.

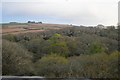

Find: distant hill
<box><xmin>2</xmin><ymin>23</ymin><xmax>72</xmax><ymax>35</ymax></box>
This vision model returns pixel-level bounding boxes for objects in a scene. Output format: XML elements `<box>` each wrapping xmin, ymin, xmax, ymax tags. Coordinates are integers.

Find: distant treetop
<box><xmin>27</xmin><ymin>21</ymin><xmax>42</xmax><ymax>24</ymax></box>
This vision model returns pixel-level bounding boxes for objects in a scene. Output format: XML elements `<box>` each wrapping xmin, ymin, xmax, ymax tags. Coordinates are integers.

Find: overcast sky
<box><xmin>0</xmin><ymin>0</ymin><xmax>119</xmax><ymax>26</ymax></box>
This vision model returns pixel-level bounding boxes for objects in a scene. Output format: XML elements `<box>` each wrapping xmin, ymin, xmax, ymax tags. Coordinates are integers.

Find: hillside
<box><xmin>2</xmin><ymin>23</ymin><xmax>119</xmax><ymax>78</ymax></box>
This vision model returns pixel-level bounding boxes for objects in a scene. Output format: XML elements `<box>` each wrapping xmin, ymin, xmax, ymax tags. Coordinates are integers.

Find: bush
<box><xmin>2</xmin><ymin>40</ymin><xmax>34</xmax><ymax>75</ymax></box>
<box><xmin>35</xmin><ymin>54</ymin><xmax>68</xmax><ymax>77</ymax></box>
<box><xmin>68</xmin><ymin>52</ymin><xmax>119</xmax><ymax>78</ymax></box>
<box><xmin>24</xmin><ymin>38</ymin><xmax>48</xmax><ymax>62</ymax></box>
<box><xmin>89</xmin><ymin>41</ymin><xmax>105</xmax><ymax>54</ymax></box>
<box><xmin>46</xmin><ymin>34</ymin><xmax>69</xmax><ymax>57</ymax></box>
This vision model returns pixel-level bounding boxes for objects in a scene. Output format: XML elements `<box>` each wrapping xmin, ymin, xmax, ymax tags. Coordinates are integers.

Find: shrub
<box><xmin>2</xmin><ymin>40</ymin><xmax>34</xmax><ymax>75</ymax></box>
<box><xmin>35</xmin><ymin>54</ymin><xmax>68</xmax><ymax>77</ymax></box>
<box><xmin>46</xmin><ymin>34</ymin><xmax>69</xmax><ymax>57</ymax></box>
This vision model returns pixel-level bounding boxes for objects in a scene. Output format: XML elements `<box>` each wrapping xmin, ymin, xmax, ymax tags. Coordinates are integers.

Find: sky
<box><xmin>0</xmin><ymin>0</ymin><xmax>119</xmax><ymax>26</ymax></box>
<box><xmin>119</xmin><ymin>1</ymin><xmax>120</xmax><ymax>25</ymax></box>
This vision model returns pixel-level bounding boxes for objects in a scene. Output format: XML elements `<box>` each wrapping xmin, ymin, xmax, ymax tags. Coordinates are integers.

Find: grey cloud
<box><xmin>2</xmin><ymin>0</ymin><xmax>118</xmax><ymax>25</ymax></box>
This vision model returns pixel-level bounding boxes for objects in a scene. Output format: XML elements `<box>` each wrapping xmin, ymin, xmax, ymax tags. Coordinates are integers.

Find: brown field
<box><xmin>2</xmin><ymin>23</ymin><xmax>72</xmax><ymax>35</ymax></box>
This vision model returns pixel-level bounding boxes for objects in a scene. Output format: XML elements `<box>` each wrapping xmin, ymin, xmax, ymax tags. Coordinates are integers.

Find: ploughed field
<box><xmin>1</xmin><ymin>23</ymin><xmax>72</xmax><ymax>35</ymax></box>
